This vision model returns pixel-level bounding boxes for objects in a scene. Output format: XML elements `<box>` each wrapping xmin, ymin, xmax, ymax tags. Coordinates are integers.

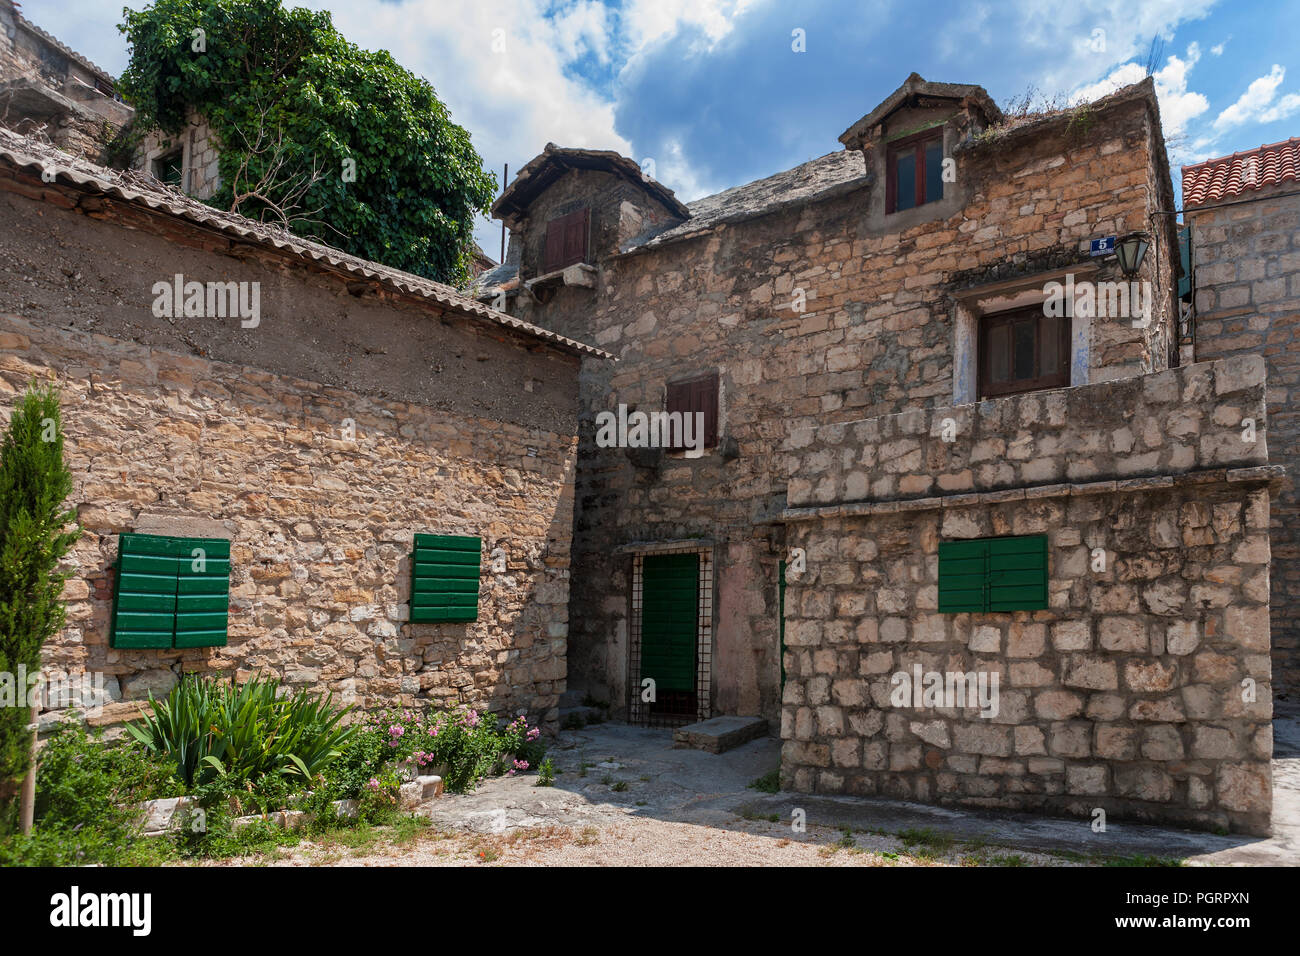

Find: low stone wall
<box><xmin>785</xmin><ymin>355</ymin><xmax>1268</xmax><ymax>509</ymax></box>
<box><xmin>0</xmin><ymin>313</ymin><xmax>577</xmax><ymax>732</ymax></box>
<box><xmin>780</xmin><ymin>360</ymin><xmax>1276</xmax><ymax>834</ymax></box>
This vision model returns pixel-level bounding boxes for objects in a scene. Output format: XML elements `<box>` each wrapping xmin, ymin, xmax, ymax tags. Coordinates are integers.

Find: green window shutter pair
<box><xmin>938</xmin><ymin>534</ymin><xmax>1048</xmax><ymax>614</ymax></box>
<box><xmin>110</xmin><ymin>533</ymin><xmax>230</xmax><ymax>649</ymax></box>
<box><xmin>410</xmin><ymin>534</ymin><xmax>481</xmax><ymax>623</ymax></box>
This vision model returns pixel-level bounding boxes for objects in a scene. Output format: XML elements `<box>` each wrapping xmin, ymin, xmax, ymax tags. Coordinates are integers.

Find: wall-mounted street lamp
<box><xmin>1116</xmin><ymin>232</ymin><xmax>1150</xmax><ymax>278</ymax></box>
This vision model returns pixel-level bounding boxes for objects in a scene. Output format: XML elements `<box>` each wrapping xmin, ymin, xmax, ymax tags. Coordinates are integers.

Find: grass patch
<box><xmin>747</xmin><ymin>769</ymin><xmax>781</xmax><ymax>793</ymax></box>
<box><xmin>897</xmin><ymin>827</ymin><xmax>955</xmax><ymax>859</ymax></box>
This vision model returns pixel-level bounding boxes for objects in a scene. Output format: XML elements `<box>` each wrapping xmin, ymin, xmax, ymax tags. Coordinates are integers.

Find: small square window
<box><xmin>886</xmin><ymin>130</ymin><xmax>945</xmax><ymax>213</ymax></box>
<box><xmin>151</xmin><ymin>149</ymin><xmax>184</xmax><ymax>189</ymax></box>
<box><xmin>543</xmin><ymin>208</ymin><xmax>590</xmax><ymax>273</ymax></box>
<box><xmin>938</xmin><ymin>535</ymin><xmax>1048</xmax><ymax>613</ymax></box>
<box><xmin>979</xmin><ymin>306</ymin><xmax>1070</xmax><ymax>398</ymax></box>
<box><xmin>665</xmin><ymin>372</ymin><xmax>719</xmax><ymax>451</ymax></box>
<box><xmin>111</xmin><ymin>533</ymin><xmax>230</xmax><ymax>648</ymax></box>
<box><xmin>410</xmin><ymin>533</ymin><xmax>481</xmax><ymax>623</ymax></box>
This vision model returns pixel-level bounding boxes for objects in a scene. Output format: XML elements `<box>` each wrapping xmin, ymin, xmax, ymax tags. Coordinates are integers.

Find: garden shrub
<box><xmin>126</xmin><ymin>673</ymin><xmax>354</xmax><ymax>788</ymax></box>
<box><xmin>0</xmin><ymin>720</ymin><xmax>178</xmax><ymax>866</ymax></box>
<box><xmin>323</xmin><ymin>706</ymin><xmax>545</xmax><ymax>797</ymax></box>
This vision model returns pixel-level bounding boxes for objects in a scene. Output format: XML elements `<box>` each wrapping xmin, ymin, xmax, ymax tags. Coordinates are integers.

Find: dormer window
<box><xmin>543</xmin><ymin>208</ymin><xmax>590</xmax><ymax>273</ymax></box>
<box><xmin>886</xmin><ymin>129</ymin><xmax>944</xmax><ymax>213</ymax></box>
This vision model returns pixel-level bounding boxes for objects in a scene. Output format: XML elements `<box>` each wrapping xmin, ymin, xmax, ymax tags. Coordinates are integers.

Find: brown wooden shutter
<box><xmin>563</xmin><ymin>208</ymin><xmax>589</xmax><ymax>266</ymax></box>
<box><xmin>665</xmin><ymin>373</ymin><xmax>719</xmax><ymax>450</ymax></box>
<box><xmin>543</xmin><ymin>208</ymin><xmax>589</xmax><ymax>273</ymax></box>
<box><xmin>544</xmin><ymin>218</ymin><xmax>565</xmax><ymax>273</ymax></box>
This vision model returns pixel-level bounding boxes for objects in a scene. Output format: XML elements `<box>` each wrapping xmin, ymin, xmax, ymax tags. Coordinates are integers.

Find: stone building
<box><xmin>1183</xmin><ymin>137</ymin><xmax>1300</xmax><ymax>712</ymax></box>
<box><xmin>0</xmin><ymin>0</ymin><xmax>132</xmax><ymax>158</ymax></box>
<box><xmin>0</xmin><ymin>127</ymin><xmax>607</xmax><ymax>734</ymax></box>
<box><xmin>476</xmin><ymin>75</ymin><xmax>1277</xmax><ymax>833</ymax></box>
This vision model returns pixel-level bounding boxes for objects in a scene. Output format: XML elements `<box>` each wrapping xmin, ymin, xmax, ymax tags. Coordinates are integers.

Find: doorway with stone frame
<box><xmin>627</xmin><ymin>543</ymin><xmax>713</xmax><ymax>727</ymax></box>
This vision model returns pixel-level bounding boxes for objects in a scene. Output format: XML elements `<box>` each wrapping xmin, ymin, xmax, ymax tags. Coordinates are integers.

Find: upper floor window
<box><xmin>979</xmin><ymin>306</ymin><xmax>1070</xmax><ymax>398</ymax></box>
<box><xmin>543</xmin><ymin>208</ymin><xmax>590</xmax><ymax>273</ymax></box>
<box><xmin>666</xmin><ymin>372</ymin><xmax>719</xmax><ymax>451</ymax></box>
<box><xmin>152</xmin><ymin>148</ymin><xmax>184</xmax><ymax>190</ymax></box>
<box><xmin>886</xmin><ymin>129</ymin><xmax>945</xmax><ymax>213</ymax></box>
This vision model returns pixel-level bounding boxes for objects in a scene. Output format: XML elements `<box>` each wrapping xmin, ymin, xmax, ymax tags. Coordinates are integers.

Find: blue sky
<box><xmin>30</xmin><ymin>0</ymin><xmax>1300</xmax><ymax>256</ymax></box>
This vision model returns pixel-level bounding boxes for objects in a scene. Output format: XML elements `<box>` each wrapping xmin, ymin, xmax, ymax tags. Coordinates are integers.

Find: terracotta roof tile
<box><xmin>1182</xmin><ymin>136</ymin><xmax>1300</xmax><ymax>207</ymax></box>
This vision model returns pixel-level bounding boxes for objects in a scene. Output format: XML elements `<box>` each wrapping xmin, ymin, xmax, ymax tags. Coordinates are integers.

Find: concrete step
<box><xmin>673</xmin><ymin>715</ymin><xmax>768</xmax><ymax>754</ymax></box>
<box><xmin>559</xmin><ymin>705</ymin><xmax>606</xmax><ymax>728</ymax></box>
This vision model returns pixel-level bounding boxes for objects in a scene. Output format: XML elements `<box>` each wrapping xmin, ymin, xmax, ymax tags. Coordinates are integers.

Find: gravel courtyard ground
<box><xmin>207</xmin><ymin>713</ymin><xmax>1300</xmax><ymax>867</ymax></box>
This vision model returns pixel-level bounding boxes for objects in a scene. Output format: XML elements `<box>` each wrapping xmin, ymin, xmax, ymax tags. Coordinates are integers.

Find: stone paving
<box><xmin>417</xmin><ymin>715</ymin><xmax>1300</xmax><ymax>866</ymax></box>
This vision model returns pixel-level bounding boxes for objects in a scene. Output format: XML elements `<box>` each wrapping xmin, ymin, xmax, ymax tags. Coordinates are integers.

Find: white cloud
<box><xmin>551</xmin><ymin>1</ymin><xmax>614</xmax><ymax>66</ymax></box>
<box><xmin>1210</xmin><ymin>39</ymin><xmax>1228</xmax><ymax>56</ymax></box>
<box><xmin>1018</xmin><ymin>0</ymin><xmax>1217</xmax><ymax>96</ymax></box>
<box><xmin>1070</xmin><ymin>43</ymin><xmax>1208</xmax><ymax>138</ymax></box>
<box><xmin>619</xmin><ymin>0</ymin><xmax>760</xmax><ymax>52</ymax></box>
<box><xmin>1261</xmin><ymin>92</ymin><xmax>1300</xmax><ymax>124</ymax></box>
<box><xmin>1213</xmin><ymin>64</ymin><xmax>1289</xmax><ymax>131</ymax></box>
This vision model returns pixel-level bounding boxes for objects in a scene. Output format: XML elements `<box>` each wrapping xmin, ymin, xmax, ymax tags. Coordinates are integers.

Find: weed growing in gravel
<box><xmin>897</xmin><ymin>827</ymin><xmax>955</xmax><ymax>858</ymax></box>
<box><xmin>536</xmin><ymin>757</ymin><xmax>556</xmax><ymax>787</ymax></box>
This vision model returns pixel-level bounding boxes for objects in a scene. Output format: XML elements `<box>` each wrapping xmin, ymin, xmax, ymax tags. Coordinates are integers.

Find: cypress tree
<box><xmin>0</xmin><ymin>384</ymin><xmax>80</xmax><ymax>834</ymax></box>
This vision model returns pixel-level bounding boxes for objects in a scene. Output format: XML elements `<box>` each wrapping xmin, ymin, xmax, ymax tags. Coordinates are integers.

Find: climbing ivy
<box><xmin>118</xmin><ymin>0</ymin><xmax>496</xmax><ymax>285</ymax></box>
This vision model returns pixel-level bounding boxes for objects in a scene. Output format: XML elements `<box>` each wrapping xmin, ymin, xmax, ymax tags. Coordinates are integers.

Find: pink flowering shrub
<box><xmin>329</xmin><ymin>706</ymin><xmax>546</xmax><ymax>795</ymax></box>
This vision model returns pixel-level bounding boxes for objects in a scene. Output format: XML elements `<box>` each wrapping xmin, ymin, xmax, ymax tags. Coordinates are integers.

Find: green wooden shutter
<box><xmin>987</xmin><ymin>534</ymin><xmax>1048</xmax><ymax>611</ymax></box>
<box><xmin>174</xmin><ymin>538</ymin><xmax>231</xmax><ymax>648</ymax></box>
<box><xmin>641</xmin><ymin>553</ymin><xmax>699</xmax><ymax>693</ymax></box>
<box><xmin>410</xmin><ymin>533</ymin><xmax>481</xmax><ymax>623</ymax></box>
<box><xmin>110</xmin><ymin>534</ymin><xmax>180</xmax><ymax>649</ymax></box>
<box><xmin>938</xmin><ymin>535</ymin><xmax>1047</xmax><ymax>613</ymax></box>
<box><xmin>1177</xmin><ymin>224</ymin><xmax>1192</xmax><ymax>299</ymax></box>
<box><xmin>110</xmin><ymin>533</ymin><xmax>230</xmax><ymax>649</ymax></box>
<box><xmin>938</xmin><ymin>538</ymin><xmax>989</xmax><ymax>613</ymax></box>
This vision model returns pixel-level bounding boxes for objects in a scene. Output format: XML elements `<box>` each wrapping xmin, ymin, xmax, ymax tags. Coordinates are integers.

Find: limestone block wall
<box><xmin>1190</xmin><ymin>184</ymin><xmax>1300</xmax><ymax>707</ymax></box>
<box><xmin>512</xmin><ymin>89</ymin><xmax>1178</xmax><ymax>722</ymax></box>
<box><xmin>784</xmin><ymin>355</ymin><xmax>1270</xmax><ymax>509</ymax></box>
<box><xmin>781</xmin><ymin>358</ymin><xmax>1275</xmax><ymax>834</ymax></box>
<box><xmin>0</xmin><ymin>314</ymin><xmax>577</xmax><ymax>732</ymax></box>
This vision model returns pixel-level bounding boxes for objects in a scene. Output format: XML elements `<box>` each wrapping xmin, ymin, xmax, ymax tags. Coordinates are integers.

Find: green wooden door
<box><xmin>641</xmin><ymin>553</ymin><xmax>699</xmax><ymax>713</ymax></box>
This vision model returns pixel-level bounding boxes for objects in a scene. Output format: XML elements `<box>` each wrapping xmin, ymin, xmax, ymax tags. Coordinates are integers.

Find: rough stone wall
<box><xmin>1191</xmin><ymin>184</ymin><xmax>1300</xmax><ymax>709</ymax></box>
<box><xmin>0</xmin><ymin>174</ymin><xmax>579</xmax><ymax>436</ymax></box>
<box><xmin>0</xmin><ymin>163</ymin><xmax>586</xmax><ymax>732</ymax></box>
<box><xmin>781</xmin><ymin>357</ymin><xmax>1273</xmax><ymax>834</ymax></box>
<box><xmin>1</xmin><ymin>313</ymin><xmax>577</xmax><ymax>733</ymax></box>
<box><xmin>510</xmin><ymin>92</ymin><xmax>1178</xmax><ymax>722</ymax></box>
<box><xmin>784</xmin><ymin>356</ymin><xmax>1270</xmax><ymax>509</ymax></box>
<box><xmin>0</xmin><ymin>3</ymin><xmax>130</xmax><ymax>157</ymax></box>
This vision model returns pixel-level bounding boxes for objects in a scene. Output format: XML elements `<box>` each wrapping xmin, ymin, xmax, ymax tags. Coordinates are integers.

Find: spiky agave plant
<box><xmin>126</xmin><ymin>674</ymin><xmax>354</xmax><ymax>787</ymax></box>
